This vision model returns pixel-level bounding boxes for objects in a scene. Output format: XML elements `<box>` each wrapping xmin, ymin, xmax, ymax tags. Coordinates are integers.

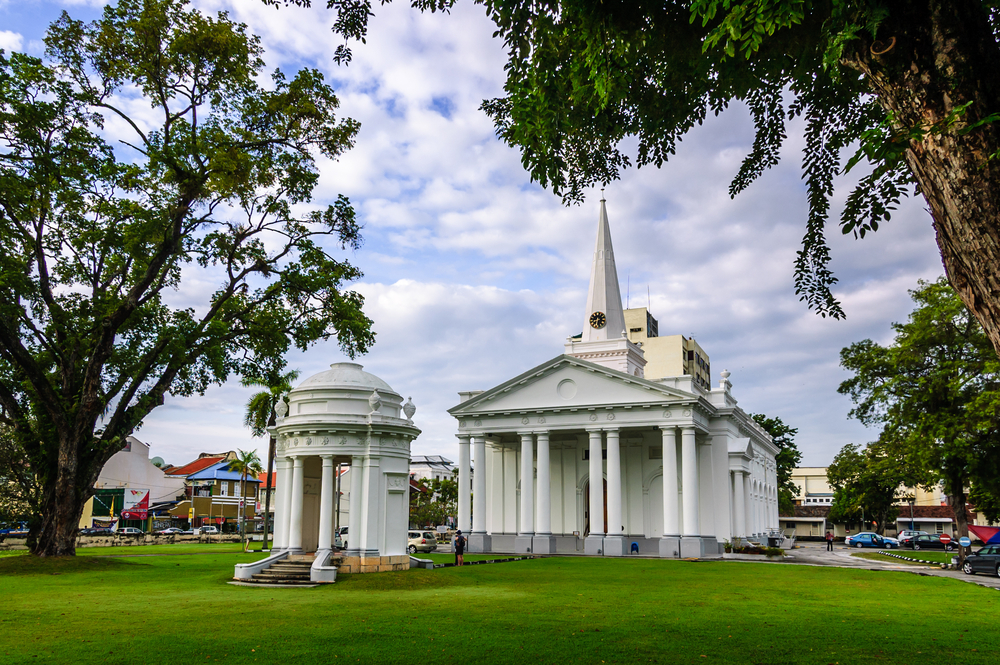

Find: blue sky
<box><xmin>1</xmin><ymin>0</ymin><xmax>946</xmax><ymax>467</ymax></box>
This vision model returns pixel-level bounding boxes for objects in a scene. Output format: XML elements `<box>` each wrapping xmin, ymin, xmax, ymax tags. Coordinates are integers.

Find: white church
<box><xmin>448</xmin><ymin>199</ymin><xmax>779</xmax><ymax>558</ymax></box>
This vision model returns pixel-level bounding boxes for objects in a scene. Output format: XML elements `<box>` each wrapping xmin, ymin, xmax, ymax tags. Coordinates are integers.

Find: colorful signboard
<box><xmin>120</xmin><ymin>488</ymin><xmax>150</xmax><ymax>520</ymax></box>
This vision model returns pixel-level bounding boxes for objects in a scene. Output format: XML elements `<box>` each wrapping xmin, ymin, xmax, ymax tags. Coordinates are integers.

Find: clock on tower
<box><xmin>589</xmin><ymin>311</ymin><xmax>606</xmax><ymax>329</ymax></box>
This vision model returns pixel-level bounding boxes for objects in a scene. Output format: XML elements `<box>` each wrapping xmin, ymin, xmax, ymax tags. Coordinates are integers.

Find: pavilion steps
<box><xmin>245</xmin><ymin>553</ymin><xmax>345</xmax><ymax>586</ymax></box>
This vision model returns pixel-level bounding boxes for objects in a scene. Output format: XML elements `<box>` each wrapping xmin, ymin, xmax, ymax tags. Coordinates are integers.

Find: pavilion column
<box><xmin>604</xmin><ymin>429</ymin><xmax>625</xmax><ymax>556</ymax></box>
<box><xmin>470</xmin><ymin>435</ymin><xmax>491</xmax><ymax>553</ymax></box>
<box><xmin>317</xmin><ymin>455</ymin><xmax>335</xmax><ymax>554</ymax></box>
<box><xmin>458</xmin><ymin>435</ymin><xmax>471</xmax><ymax>534</ymax></box>
<box><xmin>347</xmin><ymin>454</ymin><xmax>364</xmax><ymax>554</ymax></box>
<box><xmin>287</xmin><ymin>455</ymin><xmax>305</xmax><ymax>553</ymax></box>
<box><xmin>658</xmin><ymin>426</ymin><xmax>680</xmax><ymax>558</ymax></box>
<box><xmin>585</xmin><ymin>428</ymin><xmax>605</xmax><ymax>555</ymax></box>
<box><xmin>679</xmin><ymin>427</ymin><xmax>702</xmax><ymax>558</ymax></box>
<box><xmin>732</xmin><ymin>470</ymin><xmax>746</xmax><ymax>540</ymax></box>
<box><xmin>273</xmin><ymin>456</ymin><xmax>290</xmax><ymax>551</ymax></box>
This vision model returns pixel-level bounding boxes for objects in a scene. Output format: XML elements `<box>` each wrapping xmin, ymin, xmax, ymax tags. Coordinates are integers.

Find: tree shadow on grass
<box><xmin>0</xmin><ymin>554</ymin><xmax>148</xmax><ymax>576</ymax></box>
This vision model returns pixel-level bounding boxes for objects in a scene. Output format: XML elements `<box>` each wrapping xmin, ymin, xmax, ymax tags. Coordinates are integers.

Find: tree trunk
<box><xmin>950</xmin><ymin>491</ymin><xmax>970</xmax><ymax>564</ymax></box>
<box><xmin>843</xmin><ymin>0</ymin><xmax>1000</xmax><ymax>357</ymax></box>
<box><xmin>31</xmin><ymin>436</ymin><xmax>99</xmax><ymax>556</ymax></box>
<box><xmin>262</xmin><ymin>435</ymin><xmax>275</xmax><ymax>550</ymax></box>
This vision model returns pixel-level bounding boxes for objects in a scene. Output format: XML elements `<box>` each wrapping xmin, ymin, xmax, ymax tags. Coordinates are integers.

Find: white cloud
<box><xmin>0</xmin><ymin>30</ymin><xmax>23</xmax><ymax>52</ymax></box>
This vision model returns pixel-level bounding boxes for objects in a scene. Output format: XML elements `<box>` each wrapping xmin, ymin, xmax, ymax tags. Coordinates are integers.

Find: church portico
<box><xmin>449</xmin><ymin>197</ymin><xmax>778</xmax><ymax>558</ymax></box>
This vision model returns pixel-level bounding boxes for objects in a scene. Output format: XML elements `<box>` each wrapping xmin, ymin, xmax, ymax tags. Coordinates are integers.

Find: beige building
<box><xmin>790</xmin><ymin>466</ymin><xmax>947</xmax><ymax>508</ymax></box>
<box><xmin>623</xmin><ymin>307</ymin><xmax>712</xmax><ymax>389</ymax></box>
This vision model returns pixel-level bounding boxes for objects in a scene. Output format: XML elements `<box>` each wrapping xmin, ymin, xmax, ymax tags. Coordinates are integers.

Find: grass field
<box><xmin>2</xmin><ymin>548</ymin><xmax>999</xmax><ymax>665</ymax></box>
<box><xmin>852</xmin><ymin>550</ymin><xmax>957</xmax><ymax>565</ymax></box>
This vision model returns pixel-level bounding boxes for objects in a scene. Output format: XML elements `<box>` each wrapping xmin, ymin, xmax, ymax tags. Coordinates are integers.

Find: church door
<box><xmin>584</xmin><ymin>479</ymin><xmax>608</xmax><ymax>535</ymax></box>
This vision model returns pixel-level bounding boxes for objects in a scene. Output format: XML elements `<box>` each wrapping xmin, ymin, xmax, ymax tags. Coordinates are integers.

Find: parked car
<box><xmin>907</xmin><ymin>534</ymin><xmax>956</xmax><ymax>551</ymax></box>
<box><xmin>117</xmin><ymin>527</ymin><xmax>143</xmax><ymax>535</ymax></box>
<box><xmin>78</xmin><ymin>527</ymin><xmax>112</xmax><ymax>535</ymax></box>
<box><xmin>897</xmin><ymin>530</ymin><xmax>928</xmax><ymax>545</ymax></box>
<box><xmin>157</xmin><ymin>527</ymin><xmax>184</xmax><ymax>534</ymax></box>
<box><xmin>844</xmin><ymin>532</ymin><xmax>897</xmax><ymax>549</ymax></box>
<box><xmin>337</xmin><ymin>526</ymin><xmax>348</xmax><ymax>549</ymax></box>
<box><xmin>199</xmin><ymin>526</ymin><xmax>219</xmax><ymax>535</ymax></box>
<box><xmin>962</xmin><ymin>544</ymin><xmax>1000</xmax><ymax>576</ymax></box>
<box><xmin>407</xmin><ymin>530</ymin><xmax>437</xmax><ymax>554</ymax></box>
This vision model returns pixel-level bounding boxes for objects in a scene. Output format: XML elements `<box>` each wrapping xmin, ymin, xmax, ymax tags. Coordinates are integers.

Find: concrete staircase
<box><xmin>248</xmin><ymin>554</ymin><xmax>316</xmax><ymax>585</ymax></box>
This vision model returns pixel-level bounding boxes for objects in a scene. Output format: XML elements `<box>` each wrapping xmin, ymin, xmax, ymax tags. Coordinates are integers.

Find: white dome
<box><xmin>288</xmin><ymin>362</ymin><xmax>406</xmax><ymax>420</ymax></box>
<box><xmin>296</xmin><ymin>362</ymin><xmax>395</xmax><ymax>394</ymax></box>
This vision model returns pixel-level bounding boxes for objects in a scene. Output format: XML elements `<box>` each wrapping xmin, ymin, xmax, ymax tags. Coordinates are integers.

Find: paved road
<box><xmin>779</xmin><ymin>542</ymin><xmax>1000</xmax><ymax>591</ymax></box>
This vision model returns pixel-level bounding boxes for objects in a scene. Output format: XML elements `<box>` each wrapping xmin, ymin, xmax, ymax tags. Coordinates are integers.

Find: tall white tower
<box><xmin>565</xmin><ymin>197</ymin><xmax>646</xmax><ymax>377</ymax></box>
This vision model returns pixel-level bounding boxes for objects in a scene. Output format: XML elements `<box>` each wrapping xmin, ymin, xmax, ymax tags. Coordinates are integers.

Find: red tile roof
<box><xmin>165</xmin><ymin>456</ymin><xmax>226</xmax><ymax>476</ymax></box>
<box><xmin>258</xmin><ymin>471</ymin><xmax>277</xmax><ymax>487</ymax></box>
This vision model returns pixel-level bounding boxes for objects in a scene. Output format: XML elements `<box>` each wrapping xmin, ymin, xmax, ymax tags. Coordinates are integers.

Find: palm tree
<box><xmin>229</xmin><ymin>449</ymin><xmax>263</xmax><ymax>551</ymax></box>
<box><xmin>242</xmin><ymin>370</ymin><xmax>299</xmax><ymax>551</ymax></box>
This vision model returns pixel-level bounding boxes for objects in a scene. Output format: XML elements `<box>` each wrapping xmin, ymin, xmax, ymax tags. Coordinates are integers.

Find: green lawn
<box><xmin>852</xmin><ymin>550</ymin><xmax>958</xmax><ymax>565</ymax></box>
<box><xmin>2</xmin><ymin>552</ymin><xmax>999</xmax><ymax>664</ymax></box>
<box><xmin>420</xmin><ymin>552</ymin><xmax>523</xmax><ymax>564</ymax></box>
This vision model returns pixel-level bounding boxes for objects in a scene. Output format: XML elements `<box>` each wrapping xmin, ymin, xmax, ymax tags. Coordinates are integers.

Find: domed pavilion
<box><xmin>235</xmin><ymin>362</ymin><xmax>420</xmax><ymax>582</ymax></box>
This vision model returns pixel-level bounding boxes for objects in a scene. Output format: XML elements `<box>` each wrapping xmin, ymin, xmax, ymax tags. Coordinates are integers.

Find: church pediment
<box><xmin>449</xmin><ymin>355</ymin><xmax>693</xmax><ymax>416</ymax></box>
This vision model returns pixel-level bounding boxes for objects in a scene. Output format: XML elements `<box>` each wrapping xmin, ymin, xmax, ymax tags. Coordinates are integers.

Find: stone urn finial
<box><xmin>403</xmin><ymin>396</ymin><xmax>416</xmax><ymax>421</ymax></box>
<box><xmin>368</xmin><ymin>388</ymin><xmax>382</xmax><ymax>414</ymax></box>
<box><xmin>274</xmin><ymin>398</ymin><xmax>288</xmax><ymax>421</ymax></box>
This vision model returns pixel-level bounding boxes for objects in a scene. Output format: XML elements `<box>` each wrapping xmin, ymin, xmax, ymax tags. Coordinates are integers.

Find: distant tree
<box><xmin>278</xmin><ymin>0</ymin><xmax>1000</xmax><ymax>359</ymax></box>
<box><xmin>228</xmin><ymin>449</ymin><xmax>263</xmax><ymax>551</ymax></box>
<box><xmin>827</xmin><ymin>442</ymin><xmax>908</xmax><ymax>535</ymax></box>
<box><xmin>0</xmin><ymin>0</ymin><xmax>372</xmax><ymax>556</ymax></box>
<box><xmin>409</xmin><ymin>474</ymin><xmax>459</xmax><ymax>528</ymax></box>
<box><xmin>751</xmin><ymin>414</ymin><xmax>802</xmax><ymax>515</ymax></box>
<box><xmin>0</xmin><ymin>425</ymin><xmax>41</xmax><ymax>534</ymax></box>
<box><xmin>839</xmin><ymin>278</ymin><xmax>1000</xmax><ymax>555</ymax></box>
<box><xmin>242</xmin><ymin>370</ymin><xmax>299</xmax><ymax>550</ymax></box>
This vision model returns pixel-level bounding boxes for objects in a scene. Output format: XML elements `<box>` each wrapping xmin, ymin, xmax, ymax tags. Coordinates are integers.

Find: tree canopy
<box><xmin>277</xmin><ymin>0</ymin><xmax>1000</xmax><ymax>357</ymax></box>
<box><xmin>0</xmin><ymin>0</ymin><xmax>371</xmax><ymax>555</ymax></box>
<box><xmin>839</xmin><ymin>278</ymin><xmax>1000</xmax><ymax>549</ymax></box>
<box><xmin>826</xmin><ymin>441</ymin><xmax>908</xmax><ymax>535</ymax></box>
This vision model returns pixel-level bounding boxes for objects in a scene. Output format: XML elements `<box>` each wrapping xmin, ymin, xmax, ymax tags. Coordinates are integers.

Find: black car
<box><xmin>79</xmin><ymin>527</ymin><xmax>113</xmax><ymax>535</ymax></box>
<box><xmin>962</xmin><ymin>544</ymin><xmax>1000</xmax><ymax>576</ymax></box>
<box><xmin>907</xmin><ymin>534</ymin><xmax>956</xmax><ymax>551</ymax></box>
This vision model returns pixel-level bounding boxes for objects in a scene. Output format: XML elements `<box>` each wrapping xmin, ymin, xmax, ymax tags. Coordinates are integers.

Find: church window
<box><xmin>648</xmin><ymin>447</ymin><xmax>662</xmax><ymax>459</ymax></box>
<box><xmin>582</xmin><ymin>449</ymin><xmax>607</xmax><ymax>460</ymax></box>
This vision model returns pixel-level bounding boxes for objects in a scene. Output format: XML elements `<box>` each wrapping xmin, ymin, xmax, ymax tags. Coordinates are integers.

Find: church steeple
<box><xmin>565</xmin><ymin>195</ymin><xmax>646</xmax><ymax>377</ymax></box>
<box><xmin>581</xmin><ymin>196</ymin><xmax>626</xmax><ymax>342</ymax></box>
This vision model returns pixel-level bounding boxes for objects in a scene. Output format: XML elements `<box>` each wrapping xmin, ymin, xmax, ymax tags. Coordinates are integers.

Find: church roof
<box><xmin>448</xmin><ymin>353</ymin><xmax>694</xmax><ymax>416</ymax></box>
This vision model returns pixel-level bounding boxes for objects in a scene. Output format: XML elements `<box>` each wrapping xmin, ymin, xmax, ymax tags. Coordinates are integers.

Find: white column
<box><xmin>317</xmin><ymin>455</ymin><xmax>334</xmax><ymax>552</ymax></box>
<box><xmin>588</xmin><ymin>429</ymin><xmax>604</xmax><ymax>536</ymax></box>
<box><xmin>273</xmin><ymin>457</ymin><xmax>290</xmax><ymax>550</ymax></box>
<box><xmin>661</xmin><ymin>427</ymin><xmax>678</xmax><ymax>536</ymax></box>
<box><xmin>472</xmin><ymin>435</ymin><xmax>487</xmax><ymax>535</ymax></box>
<box><xmin>287</xmin><ymin>455</ymin><xmax>305</xmax><ymax>552</ymax></box>
<box><xmin>518</xmin><ymin>432</ymin><xmax>534</xmax><ymax>535</ymax></box>
<box><xmin>347</xmin><ymin>454</ymin><xmax>363</xmax><ymax>552</ymax></box>
<box><xmin>744</xmin><ymin>476</ymin><xmax>752</xmax><ymax>537</ymax></box>
<box><xmin>606</xmin><ymin>429</ymin><xmax>622</xmax><ymax>536</ymax></box>
<box><xmin>535</xmin><ymin>431</ymin><xmax>551</xmax><ymax>535</ymax></box>
<box><xmin>458</xmin><ymin>435</ymin><xmax>471</xmax><ymax>533</ymax></box>
<box><xmin>733</xmin><ymin>470</ymin><xmax>746</xmax><ymax>538</ymax></box>
<box><xmin>681</xmin><ymin>428</ymin><xmax>699</xmax><ymax>537</ymax></box>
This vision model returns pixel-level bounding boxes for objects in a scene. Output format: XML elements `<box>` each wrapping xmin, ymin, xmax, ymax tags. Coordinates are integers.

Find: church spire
<box><xmin>581</xmin><ymin>196</ymin><xmax>626</xmax><ymax>342</ymax></box>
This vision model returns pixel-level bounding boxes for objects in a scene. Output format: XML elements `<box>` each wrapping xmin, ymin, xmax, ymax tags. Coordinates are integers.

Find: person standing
<box><xmin>825</xmin><ymin>530</ymin><xmax>834</xmax><ymax>551</ymax></box>
<box><xmin>454</xmin><ymin>529</ymin><xmax>466</xmax><ymax>566</ymax></box>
